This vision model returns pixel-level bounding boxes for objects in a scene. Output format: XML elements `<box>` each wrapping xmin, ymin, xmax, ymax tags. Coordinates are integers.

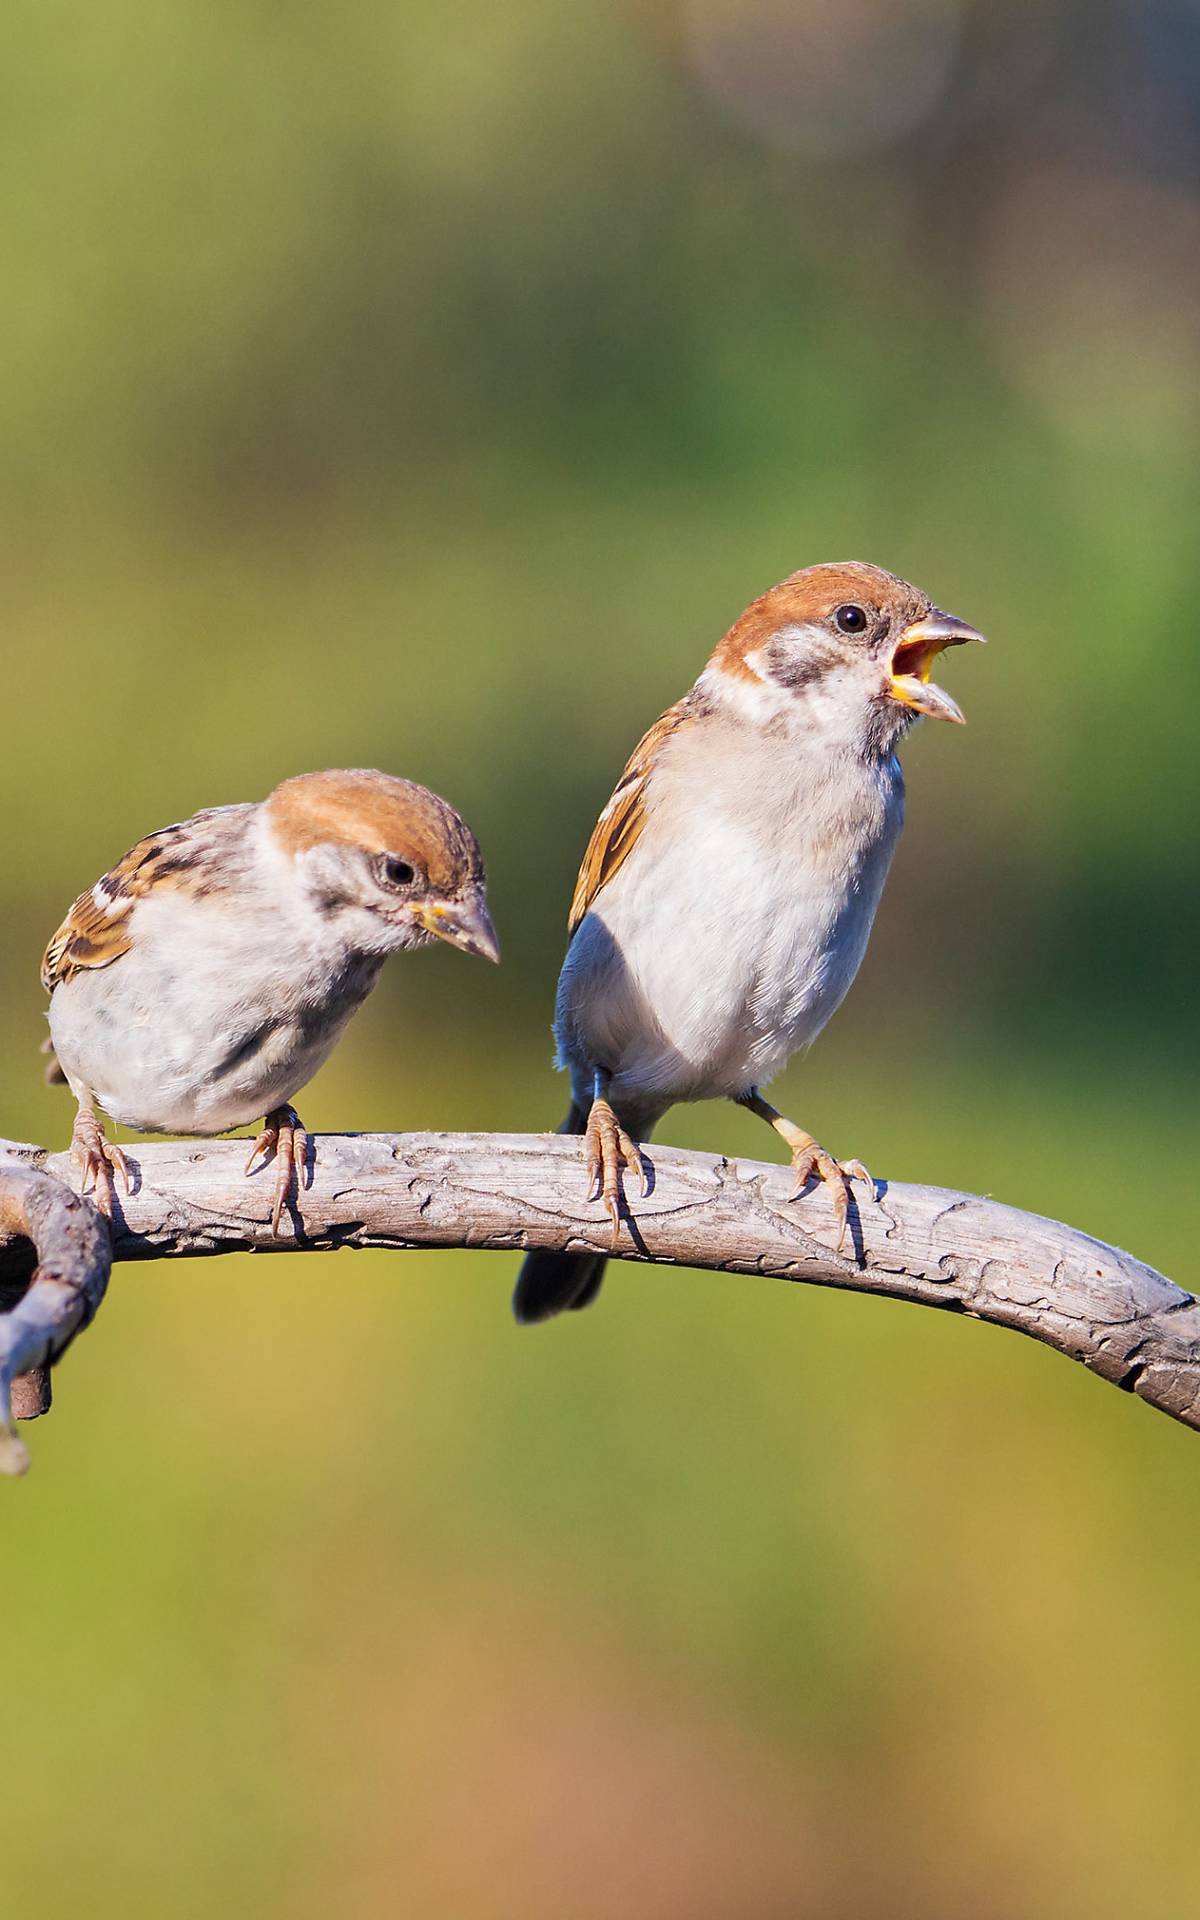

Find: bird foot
<box><xmin>70</xmin><ymin>1106</ymin><xmax>130</xmax><ymax>1217</ymax></box>
<box><xmin>245</xmin><ymin>1105</ymin><xmax>309</xmax><ymax>1236</ymax></box>
<box><xmin>584</xmin><ymin>1097</ymin><xmax>647</xmax><ymax>1249</ymax></box>
<box><xmin>786</xmin><ymin>1137</ymin><xmax>875</xmax><ymax>1253</ymax></box>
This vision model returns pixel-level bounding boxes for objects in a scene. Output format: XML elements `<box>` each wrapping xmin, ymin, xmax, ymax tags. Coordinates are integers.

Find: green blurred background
<box><xmin>4</xmin><ymin>1</ymin><xmax>1199</xmax><ymax>1914</ymax></box>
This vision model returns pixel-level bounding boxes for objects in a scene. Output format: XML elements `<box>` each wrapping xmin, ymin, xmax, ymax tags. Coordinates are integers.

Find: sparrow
<box><xmin>513</xmin><ymin>561</ymin><xmax>984</xmax><ymax>1323</ymax></box>
<box><xmin>42</xmin><ymin>769</ymin><xmax>500</xmax><ymax>1230</ymax></box>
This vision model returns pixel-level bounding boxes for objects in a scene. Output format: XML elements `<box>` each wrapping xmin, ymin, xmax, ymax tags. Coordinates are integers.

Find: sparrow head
<box><xmin>706</xmin><ymin>562</ymin><xmax>985</xmax><ymax>755</ymax></box>
<box><xmin>265</xmin><ymin>769</ymin><xmax>500</xmax><ymax>963</ymax></box>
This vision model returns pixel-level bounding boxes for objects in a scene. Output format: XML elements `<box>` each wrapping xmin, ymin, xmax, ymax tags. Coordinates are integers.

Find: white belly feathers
<box><xmin>49</xmin><ymin>886</ymin><xmax>382</xmax><ymax>1136</ymax></box>
<box><xmin>555</xmin><ymin>730</ymin><xmax>904</xmax><ymax>1112</ymax></box>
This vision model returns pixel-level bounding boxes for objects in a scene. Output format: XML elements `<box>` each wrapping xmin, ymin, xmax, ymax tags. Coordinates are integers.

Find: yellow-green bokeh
<box><xmin>3</xmin><ymin>3</ymin><xmax>1199</xmax><ymax>1915</ymax></box>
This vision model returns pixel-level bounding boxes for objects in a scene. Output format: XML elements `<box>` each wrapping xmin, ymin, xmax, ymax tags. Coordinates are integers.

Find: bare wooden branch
<box><xmin>0</xmin><ymin>1158</ymin><xmax>112</xmax><ymax>1475</ymax></box>
<box><xmin>0</xmin><ymin>1131</ymin><xmax>1194</xmax><ymax>1446</ymax></box>
<box><xmin>10</xmin><ymin>1365</ymin><xmax>52</xmax><ymax>1421</ymax></box>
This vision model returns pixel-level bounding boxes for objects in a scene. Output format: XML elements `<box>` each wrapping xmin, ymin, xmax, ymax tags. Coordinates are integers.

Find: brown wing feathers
<box><xmin>40</xmin><ymin>810</ymin><xmax>242</xmax><ymax>993</ymax></box>
<box><xmin>42</xmin><ymin>826</ymin><xmax>180</xmax><ymax>991</ymax></box>
<box><xmin>567</xmin><ymin>699</ymin><xmax>691</xmax><ymax>935</ymax></box>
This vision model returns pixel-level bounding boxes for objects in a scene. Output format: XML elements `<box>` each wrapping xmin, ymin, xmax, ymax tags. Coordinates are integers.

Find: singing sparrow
<box><xmin>514</xmin><ymin>561</ymin><xmax>984</xmax><ymax>1323</ymax></box>
<box><xmin>43</xmin><ymin>769</ymin><xmax>500</xmax><ymax>1230</ymax></box>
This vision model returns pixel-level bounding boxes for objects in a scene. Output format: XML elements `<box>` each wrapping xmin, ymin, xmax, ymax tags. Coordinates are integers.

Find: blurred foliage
<box><xmin>3</xmin><ymin>1</ymin><xmax>1199</xmax><ymax>1915</ymax></box>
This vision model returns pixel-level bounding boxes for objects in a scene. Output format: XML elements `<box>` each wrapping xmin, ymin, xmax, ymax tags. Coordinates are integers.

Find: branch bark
<box><xmin>0</xmin><ymin>1157</ymin><xmax>112</xmax><ymax>1474</ymax></box>
<box><xmin>0</xmin><ymin>1131</ymin><xmax>1195</xmax><ymax>1455</ymax></box>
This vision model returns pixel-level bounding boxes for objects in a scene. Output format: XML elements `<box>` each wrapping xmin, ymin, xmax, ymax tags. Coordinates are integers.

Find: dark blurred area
<box><xmin>3</xmin><ymin>3</ymin><xmax>1198</xmax><ymax>1916</ymax></box>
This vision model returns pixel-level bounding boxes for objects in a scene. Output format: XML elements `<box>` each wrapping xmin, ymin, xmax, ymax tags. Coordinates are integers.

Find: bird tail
<box><xmin>41</xmin><ymin>1035</ymin><xmax>67</xmax><ymax>1087</ymax></box>
<box><xmin>512</xmin><ymin>1103</ymin><xmax>608</xmax><ymax>1324</ymax></box>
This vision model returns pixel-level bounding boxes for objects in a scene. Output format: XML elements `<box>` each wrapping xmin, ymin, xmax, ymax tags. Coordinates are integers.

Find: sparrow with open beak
<box><xmin>514</xmin><ymin>561</ymin><xmax>983</xmax><ymax>1323</ymax></box>
<box><xmin>42</xmin><ymin>769</ymin><xmax>500</xmax><ymax>1231</ymax></box>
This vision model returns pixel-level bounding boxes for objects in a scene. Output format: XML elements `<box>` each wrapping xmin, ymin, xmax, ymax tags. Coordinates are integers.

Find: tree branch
<box><xmin>0</xmin><ymin>1131</ymin><xmax>1195</xmax><ymax>1458</ymax></box>
<box><xmin>0</xmin><ymin>1157</ymin><xmax>112</xmax><ymax>1474</ymax></box>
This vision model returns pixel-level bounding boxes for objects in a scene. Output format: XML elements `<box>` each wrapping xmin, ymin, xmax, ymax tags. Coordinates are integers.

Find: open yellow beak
<box><xmin>418</xmin><ymin>890</ymin><xmax>501</xmax><ymax>964</ymax></box>
<box><xmin>888</xmin><ymin>612</ymin><xmax>986</xmax><ymax>725</ymax></box>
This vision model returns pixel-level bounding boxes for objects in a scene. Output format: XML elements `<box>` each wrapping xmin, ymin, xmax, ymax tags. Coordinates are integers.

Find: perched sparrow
<box><xmin>513</xmin><ymin>562</ymin><xmax>984</xmax><ymax>1323</ymax></box>
<box><xmin>43</xmin><ymin>769</ymin><xmax>500</xmax><ymax>1230</ymax></box>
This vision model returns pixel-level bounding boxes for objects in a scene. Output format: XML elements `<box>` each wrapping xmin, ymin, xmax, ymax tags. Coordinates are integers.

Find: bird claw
<box><xmin>70</xmin><ymin>1109</ymin><xmax>130</xmax><ymax>1218</ymax></box>
<box><xmin>787</xmin><ymin>1142</ymin><xmax>876</xmax><ymax>1253</ymax></box>
<box><xmin>245</xmin><ymin>1106</ymin><xmax>309</xmax><ymax>1236</ymax></box>
<box><xmin>584</xmin><ymin>1097</ymin><xmax>647</xmax><ymax>1249</ymax></box>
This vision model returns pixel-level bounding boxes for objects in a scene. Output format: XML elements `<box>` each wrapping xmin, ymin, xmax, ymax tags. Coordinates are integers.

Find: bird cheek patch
<box><xmin>755</xmin><ymin>630</ymin><xmax>837</xmax><ymax>694</ymax></box>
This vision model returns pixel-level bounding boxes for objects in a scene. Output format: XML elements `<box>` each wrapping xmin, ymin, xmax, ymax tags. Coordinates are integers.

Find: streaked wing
<box><xmin>41</xmin><ymin>807</ymin><xmax>247</xmax><ymax>993</ymax></box>
<box><xmin>567</xmin><ymin>700</ymin><xmax>691</xmax><ymax>935</ymax></box>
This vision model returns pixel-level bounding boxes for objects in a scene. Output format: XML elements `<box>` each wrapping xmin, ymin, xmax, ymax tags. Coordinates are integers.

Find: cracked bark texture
<box><xmin>0</xmin><ymin>1130</ymin><xmax>1195</xmax><ymax>1448</ymax></box>
<box><xmin>0</xmin><ymin>1158</ymin><xmax>113</xmax><ymax>1474</ymax></box>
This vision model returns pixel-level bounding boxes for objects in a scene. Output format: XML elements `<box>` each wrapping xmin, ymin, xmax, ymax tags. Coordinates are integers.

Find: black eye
<box><xmin>834</xmin><ymin>603</ymin><xmax>868</xmax><ymax>635</ymax></box>
<box><xmin>381</xmin><ymin>856</ymin><xmax>415</xmax><ymax>888</ymax></box>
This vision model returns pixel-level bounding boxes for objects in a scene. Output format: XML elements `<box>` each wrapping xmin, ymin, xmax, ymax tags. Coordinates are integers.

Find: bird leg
<box><xmin>245</xmin><ymin>1104</ymin><xmax>309</xmax><ymax>1236</ymax></box>
<box><xmin>736</xmin><ymin>1090</ymin><xmax>874</xmax><ymax>1253</ymax></box>
<box><xmin>584</xmin><ymin>1070</ymin><xmax>648</xmax><ymax>1249</ymax></box>
<box><xmin>70</xmin><ymin>1098</ymin><xmax>130</xmax><ymax>1217</ymax></box>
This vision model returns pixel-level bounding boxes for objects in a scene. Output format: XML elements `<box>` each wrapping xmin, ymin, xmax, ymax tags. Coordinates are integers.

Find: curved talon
<box><xmin>244</xmin><ymin>1131</ymin><xmax>270</xmax><ymax>1177</ymax></box>
<box><xmin>70</xmin><ymin>1107</ymin><xmax>130</xmax><ymax>1218</ymax></box>
<box><xmin>583</xmin><ymin>1097</ymin><xmax>646</xmax><ymax>1249</ymax></box>
<box><xmin>101</xmin><ymin>1140</ymin><xmax>130</xmax><ymax>1193</ymax></box>
<box><xmin>245</xmin><ymin>1105</ymin><xmax>309</xmax><ymax>1236</ymax></box>
<box><xmin>625</xmin><ymin>1132</ymin><xmax>650</xmax><ymax>1198</ymax></box>
<box><xmin>787</xmin><ymin>1143</ymin><xmax>875</xmax><ymax>1253</ymax></box>
<box><xmin>841</xmin><ymin>1158</ymin><xmax>874</xmax><ymax>1193</ymax></box>
<box><xmin>271</xmin><ymin>1122</ymin><xmax>309</xmax><ymax>1237</ymax></box>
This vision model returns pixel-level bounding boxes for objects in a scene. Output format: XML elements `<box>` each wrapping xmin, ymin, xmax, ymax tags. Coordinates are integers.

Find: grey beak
<box><xmin>420</xmin><ymin>890</ymin><xmax>502</xmax><ymax>964</ymax></box>
<box><xmin>901</xmin><ymin>612</ymin><xmax>988</xmax><ymax>651</ymax></box>
<box><xmin>888</xmin><ymin>609</ymin><xmax>986</xmax><ymax>725</ymax></box>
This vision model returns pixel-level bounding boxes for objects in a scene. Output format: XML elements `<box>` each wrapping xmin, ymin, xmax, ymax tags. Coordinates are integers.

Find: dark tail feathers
<box><xmin>512</xmin><ymin>1104</ymin><xmax>608</xmax><ymax>1324</ymax></box>
<box><xmin>511</xmin><ymin>1246</ymin><xmax>609</xmax><ymax>1324</ymax></box>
